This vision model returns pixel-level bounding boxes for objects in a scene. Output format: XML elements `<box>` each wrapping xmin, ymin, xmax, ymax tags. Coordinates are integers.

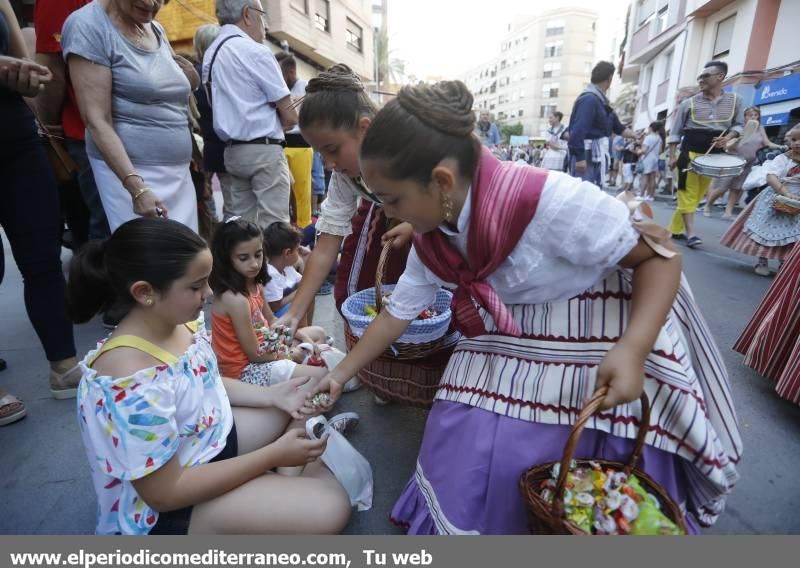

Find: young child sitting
<box><xmin>263</xmin><ymin>222</ymin><xmax>308</xmax><ymax>320</ymax></box>
<box><xmin>210</xmin><ymin>219</ymin><xmax>333</xmax><ymax>387</ymax></box>
<box><xmin>67</xmin><ymin>218</ymin><xmax>351</xmax><ymax>535</ymax></box>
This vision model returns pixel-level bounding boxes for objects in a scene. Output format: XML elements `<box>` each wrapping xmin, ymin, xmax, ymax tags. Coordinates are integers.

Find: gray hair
<box><xmin>194</xmin><ymin>24</ymin><xmax>221</xmax><ymax>60</ymax></box>
<box><xmin>216</xmin><ymin>0</ymin><xmax>258</xmax><ymax>26</ymax></box>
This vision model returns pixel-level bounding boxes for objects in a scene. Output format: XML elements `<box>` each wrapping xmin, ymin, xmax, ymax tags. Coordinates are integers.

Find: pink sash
<box><xmin>413</xmin><ymin>148</ymin><xmax>547</xmax><ymax>337</ymax></box>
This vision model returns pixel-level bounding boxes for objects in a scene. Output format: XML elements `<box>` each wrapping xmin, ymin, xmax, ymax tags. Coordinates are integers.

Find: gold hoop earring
<box><xmin>442</xmin><ymin>194</ymin><xmax>453</xmax><ymax>222</ymax></box>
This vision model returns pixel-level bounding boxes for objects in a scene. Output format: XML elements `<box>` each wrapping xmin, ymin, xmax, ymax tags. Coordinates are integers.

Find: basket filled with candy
<box><xmin>341</xmin><ymin>239</ymin><xmax>459</xmax><ymax>407</ymax></box>
<box><xmin>341</xmin><ymin>239</ymin><xmax>458</xmax><ymax>360</ymax></box>
<box><xmin>519</xmin><ymin>386</ymin><xmax>688</xmax><ymax>535</ymax></box>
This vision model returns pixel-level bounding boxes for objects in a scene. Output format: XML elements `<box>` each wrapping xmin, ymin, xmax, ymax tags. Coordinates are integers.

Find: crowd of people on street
<box><xmin>0</xmin><ymin>0</ymin><xmax>798</xmax><ymax>537</ymax></box>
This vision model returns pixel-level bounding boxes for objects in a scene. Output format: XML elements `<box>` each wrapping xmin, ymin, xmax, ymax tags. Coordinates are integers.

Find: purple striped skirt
<box><xmin>390</xmin><ymin>270</ymin><xmax>742</xmax><ymax>534</ymax></box>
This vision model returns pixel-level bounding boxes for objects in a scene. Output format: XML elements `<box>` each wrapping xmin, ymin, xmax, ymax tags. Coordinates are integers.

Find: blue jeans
<box><xmin>569</xmin><ymin>155</ymin><xmax>604</xmax><ymax>186</ymax></box>
<box><xmin>0</xmin><ymin>122</ymin><xmax>76</xmax><ymax>362</ymax></box>
<box><xmin>65</xmin><ymin>137</ymin><xmax>110</xmax><ymax>241</ymax></box>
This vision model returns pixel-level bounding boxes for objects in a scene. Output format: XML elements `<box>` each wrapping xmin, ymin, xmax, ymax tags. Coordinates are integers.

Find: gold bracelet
<box><xmin>131</xmin><ymin>187</ymin><xmax>152</xmax><ymax>202</ymax></box>
<box><xmin>122</xmin><ymin>172</ymin><xmax>144</xmax><ymax>187</ymax></box>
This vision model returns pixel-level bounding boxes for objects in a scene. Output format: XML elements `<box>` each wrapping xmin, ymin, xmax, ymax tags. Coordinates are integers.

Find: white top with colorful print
<box><xmin>77</xmin><ymin>315</ymin><xmax>233</xmax><ymax>535</ymax></box>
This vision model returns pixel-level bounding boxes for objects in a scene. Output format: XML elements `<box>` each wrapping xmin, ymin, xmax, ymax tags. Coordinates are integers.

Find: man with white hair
<box><xmin>203</xmin><ymin>0</ymin><xmax>297</xmax><ymax>228</ymax></box>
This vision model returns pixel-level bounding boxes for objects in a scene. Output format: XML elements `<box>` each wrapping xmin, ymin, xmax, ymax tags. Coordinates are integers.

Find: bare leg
<box><xmin>647</xmin><ymin>173</ymin><xmax>657</xmax><ymax>198</ymax></box>
<box><xmin>683</xmin><ymin>212</ymin><xmax>696</xmax><ymax>239</ymax></box>
<box><xmin>724</xmin><ymin>189</ymin><xmax>742</xmax><ymax>218</ymax></box>
<box><xmin>188</xmin><ymin>466</ymin><xmax>350</xmax><ymax>534</ymax></box>
<box><xmin>232</xmin><ymin>406</ymin><xmax>291</xmax><ymax>455</ymax></box>
<box><xmin>705</xmin><ymin>181</ymin><xmax>725</xmax><ymax>210</ymax></box>
<box><xmin>296</xmin><ymin>326</ymin><xmax>327</xmax><ymax>343</ymax></box>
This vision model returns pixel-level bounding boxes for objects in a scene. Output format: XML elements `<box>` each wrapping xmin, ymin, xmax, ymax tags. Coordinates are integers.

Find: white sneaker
<box><xmin>754</xmin><ymin>262</ymin><xmax>770</xmax><ymax>277</ymax></box>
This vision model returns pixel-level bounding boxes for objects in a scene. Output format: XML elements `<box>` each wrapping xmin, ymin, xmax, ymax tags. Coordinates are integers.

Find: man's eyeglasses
<box><xmin>248</xmin><ymin>6</ymin><xmax>269</xmax><ymax>27</ymax></box>
<box><xmin>697</xmin><ymin>72</ymin><xmax>723</xmax><ymax>81</ymax></box>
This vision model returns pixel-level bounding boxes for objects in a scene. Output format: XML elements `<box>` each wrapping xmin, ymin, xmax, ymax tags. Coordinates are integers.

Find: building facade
<box><xmin>621</xmin><ymin>0</ymin><xmax>799</xmax><ymax>136</ymax></box>
<box><xmin>264</xmin><ymin>0</ymin><xmax>374</xmax><ymax>81</ymax></box>
<box><xmin>154</xmin><ymin>0</ymin><xmax>373</xmax><ymax>82</ymax></box>
<box><xmin>460</xmin><ymin>7</ymin><xmax>599</xmax><ymax>137</ymax></box>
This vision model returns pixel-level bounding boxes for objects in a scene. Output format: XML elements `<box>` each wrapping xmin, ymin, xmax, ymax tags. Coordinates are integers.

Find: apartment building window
<box><xmin>642</xmin><ymin>64</ymin><xmax>653</xmax><ymax>96</ymax></box>
<box><xmin>546</xmin><ymin>19</ymin><xmax>565</xmax><ymax>37</ymax></box>
<box><xmin>653</xmin><ymin>2</ymin><xmax>669</xmax><ymax>35</ymax></box>
<box><xmin>661</xmin><ymin>50</ymin><xmax>673</xmax><ymax>82</ymax></box>
<box><xmin>291</xmin><ymin>0</ymin><xmax>309</xmax><ymax>14</ymax></box>
<box><xmin>345</xmin><ymin>18</ymin><xmax>363</xmax><ymax>52</ymax></box>
<box><xmin>518</xmin><ymin>109</ymin><xmax>524</xmax><ymax>117</ymax></box>
<box><xmin>713</xmin><ymin>14</ymin><xmax>735</xmax><ymax>58</ymax></box>
<box><xmin>544</xmin><ymin>40</ymin><xmax>562</xmax><ymax>58</ymax></box>
<box><xmin>519</xmin><ymin>89</ymin><xmax>526</xmax><ymax>98</ymax></box>
<box><xmin>637</xmin><ymin>0</ymin><xmax>655</xmax><ymax>27</ymax></box>
<box><xmin>539</xmin><ymin>104</ymin><xmax>557</xmax><ymax>118</ymax></box>
<box><xmin>314</xmin><ymin>0</ymin><xmax>330</xmax><ymax>33</ymax></box>
<box><xmin>542</xmin><ymin>83</ymin><xmax>559</xmax><ymax>98</ymax></box>
<box><xmin>543</xmin><ymin>62</ymin><xmax>561</xmax><ymax>78</ymax></box>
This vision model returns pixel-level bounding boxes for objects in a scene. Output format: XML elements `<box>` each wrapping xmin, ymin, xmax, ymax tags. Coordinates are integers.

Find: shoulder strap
<box><xmin>88</xmin><ymin>335</ymin><xmax>179</xmax><ymax>368</ymax></box>
<box><xmin>205</xmin><ymin>34</ymin><xmax>243</xmax><ymax>105</ymax></box>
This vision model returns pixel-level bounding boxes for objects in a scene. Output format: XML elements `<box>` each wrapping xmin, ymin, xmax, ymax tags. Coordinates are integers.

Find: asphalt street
<box><xmin>1</xmin><ymin>196</ymin><xmax>799</xmax><ymax>534</ymax></box>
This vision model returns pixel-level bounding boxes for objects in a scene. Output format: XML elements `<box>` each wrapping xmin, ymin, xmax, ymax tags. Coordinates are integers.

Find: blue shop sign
<box><xmin>755</xmin><ymin>74</ymin><xmax>800</xmax><ymax>105</ymax></box>
<box><xmin>762</xmin><ymin>113</ymin><xmax>790</xmax><ymax>126</ymax></box>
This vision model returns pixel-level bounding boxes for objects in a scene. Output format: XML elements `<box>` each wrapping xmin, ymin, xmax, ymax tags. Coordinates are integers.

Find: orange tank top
<box><xmin>211</xmin><ymin>290</ymin><xmax>266</xmax><ymax>379</ymax></box>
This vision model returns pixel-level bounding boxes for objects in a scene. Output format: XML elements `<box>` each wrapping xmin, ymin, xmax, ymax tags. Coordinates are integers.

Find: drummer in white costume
<box><xmin>667</xmin><ymin>61</ymin><xmax>744</xmax><ymax>248</ymax></box>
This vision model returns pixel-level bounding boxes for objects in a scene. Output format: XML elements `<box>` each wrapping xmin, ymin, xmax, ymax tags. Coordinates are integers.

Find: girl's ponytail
<box><xmin>66</xmin><ymin>218</ymin><xmax>208</xmax><ymax>323</ymax></box>
<box><xmin>67</xmin><ymin>240</ymin><xmax>113</xmax><ymax>323</ymax></box>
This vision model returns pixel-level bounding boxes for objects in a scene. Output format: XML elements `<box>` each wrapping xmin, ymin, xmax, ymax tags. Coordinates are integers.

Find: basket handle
<box><xmin>374</xmin><ymin>238</ymin><xmax>394</xmax><ymax>312</ymax></box>
<box><xmin>551</xmin><ymin>385</ymin><xmax>651</xmax><ymax>517</ymax></box>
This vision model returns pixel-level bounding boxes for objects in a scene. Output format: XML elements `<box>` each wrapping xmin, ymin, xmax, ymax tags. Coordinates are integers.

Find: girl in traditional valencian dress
<box><xmin>317</xmin><ymin>81</ymin><xmax>742</xmax><ymax>534</ymax></box>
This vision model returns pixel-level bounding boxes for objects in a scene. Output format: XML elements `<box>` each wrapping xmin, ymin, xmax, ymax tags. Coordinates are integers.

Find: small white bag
<box><xmin>743</xmin><ymin>165</ymin><xmax>766</xmax><ymax>191</ymax></box>
<box><xmin>305</xmin><ymin>415</ymin><xmax>374</xmax><ymax>511</ymax></box>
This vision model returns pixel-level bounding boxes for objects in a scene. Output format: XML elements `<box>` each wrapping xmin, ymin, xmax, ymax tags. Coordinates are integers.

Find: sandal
<box><xmin>49</xmin><ymin>364</ymin><xmax>81</xmax><ymax>400</ymax></box>
<box><xmin>0</xmin><ymin>389</ymin><xmax>27</xmax><ymax>427</ymax></box>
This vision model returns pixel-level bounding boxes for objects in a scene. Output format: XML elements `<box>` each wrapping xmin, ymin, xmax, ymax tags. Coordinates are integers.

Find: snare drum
<box><xmin>690</xmin><ymin>154</ymin><xmax>747</xmax><ymax>178</ymax></box>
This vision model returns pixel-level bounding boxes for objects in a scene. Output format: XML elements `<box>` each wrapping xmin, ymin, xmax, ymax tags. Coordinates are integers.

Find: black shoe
<box><xmin>0</xmin><ymin>358</ymin><xmax>7</xmax><ymax>372</ymax></box>
<box><xmin>672</xmin><ymin>233</ymin><xmax>687</xmax><ymax>241</ymax></box>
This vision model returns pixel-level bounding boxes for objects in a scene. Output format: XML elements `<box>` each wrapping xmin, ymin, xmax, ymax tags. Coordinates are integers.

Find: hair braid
<box><xmin>305</xmin><ymin>64</ymin><xmax>365</xmax><ymax>94</ymax></box>
<box><xmin>396</xmin><ymin>81</ymin><xmax>475</xmax><ymax>137</ymax></box>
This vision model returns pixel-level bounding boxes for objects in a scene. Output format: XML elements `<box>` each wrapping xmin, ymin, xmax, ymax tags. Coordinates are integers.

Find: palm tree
<box><xmin>374</xmin><ymin>29</ymin><xmax>405</xmax><ymax>89</ymax></box>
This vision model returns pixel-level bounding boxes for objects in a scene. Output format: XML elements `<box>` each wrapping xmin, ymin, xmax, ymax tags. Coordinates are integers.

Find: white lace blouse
<box><xmin>386</xmin><ymin>171</ymin><xmax>640</xmax><ymax>320</ymax></box>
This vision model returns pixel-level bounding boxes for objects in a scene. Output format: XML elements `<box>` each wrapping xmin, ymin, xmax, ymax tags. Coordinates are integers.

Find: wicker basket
<box><xmin>341</xmin><ymin>238</ymin><xmax>458</xmax><ymax>407</ymax></box>
<box><xmin>341</xmin><ymin>239</ymin><xmax>457</xmax><ymax>358</ymax></box>
<box><xmin>519</xmin><ymin>386</ymin><xmax>689</xmax><ymax>535</ymax></box>
<box><xmin>772</xmin><ymin>195</ymin><xmax>800</xmax><ymax>216</ymax></box>
<box><xmin>344</xmin><ymin>323</ymin><xmax>454</xmax><ymax>407</ymax></box>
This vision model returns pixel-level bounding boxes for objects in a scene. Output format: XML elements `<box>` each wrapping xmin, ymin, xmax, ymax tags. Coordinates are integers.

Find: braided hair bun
<box><xmin>300</xmin><ymin>64</ymin><xmax>376</xmax><ymax>130</ymax></box>
<box><xmin>396</xmin><ymin>81</ymin><xmax>476</xmax><ymax>137</ymax></box>
<box><xmin>361</xmin><ymin>80</ymin><xmax>481</xmax><ymax>184</ymax></box>
<box><xmin>305</xmin><ymin>64</ymin><xmax>364</xmax><ymax>94</ymax></box>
